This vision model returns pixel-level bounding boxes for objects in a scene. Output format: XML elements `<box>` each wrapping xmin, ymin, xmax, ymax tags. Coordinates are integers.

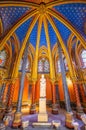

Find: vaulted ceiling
<box><xmin>0</xmin><ymin>0</ymin><xmax>86</xmax><ymax>50</ymax></box>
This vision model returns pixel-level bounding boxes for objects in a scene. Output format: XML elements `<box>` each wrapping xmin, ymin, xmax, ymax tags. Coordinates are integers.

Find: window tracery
<box><xmin>81</xmin><ymin>50</ymin><xmax>86</xmax><ymax>68</ymax></box>
<box><xmin>19</xmin><ymin>58</ymin><xmax>31</xmax><ymax>72</ymax></box>
<box><xmin>38</xmin><ymin>58</ymin><xmax>50</xmax><ymax>73</ymax></box>
<box><xmin>0</xmin><ymin>50</ymin><xmax>7</xmax><ymax>68</ymax></box>
<box><xmin>56</xmin><ymin>57</ymin><xmax>68</xmax><ymax>73</ymax></box>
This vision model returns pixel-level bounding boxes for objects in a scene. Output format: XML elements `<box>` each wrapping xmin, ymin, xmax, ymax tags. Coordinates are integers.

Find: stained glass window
<box><xmin>44</xmin><ymin>59</ymin><xmax>50</xmax><ymax>72</ymax></box>
<box><xmin>38</xmin><ymin>58</ymin><xmax>50</xmax><ymax>73</ymax></box>
<box><xmin>81</xmin><ymin>50</ymin><xmax>86</xmax><ymax>68</ymax></box>
<box><xmin>56</xmin><ymin>57</ymin><xmax>68</xmax><ymax>73</ymax></box>
<box><xmin>19</xmin><ymin>60</ymin><xmax>23</xmax><ymax>71</ymax></box>
<box><xmin>56</xmin><ymin>60</ymin><xmax>61</xmax><ymax>73</ymax></box>
<box><xmin>19</xmin><ymin>58</ymin><xmax>31</xmax><ymax>72</ymax></box>
<box><xmin>64</xmin><ymin>58</ymin><xmax>68</xmax><ymax>71</ymax></box>
<box><xmin>0</xmin><ymin>50</ymin><xmax>7</xmax><ymax>67</ymax></box>
<box><xmin>38</xmin><ymin>60</ymin><xmax>43</xmax><ymax>72</ymax></box>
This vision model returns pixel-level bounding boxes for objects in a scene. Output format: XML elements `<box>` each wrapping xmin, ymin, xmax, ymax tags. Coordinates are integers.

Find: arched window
<box><xmin>81</xmin><ymin>50</ymin><xmax>86</xmax><ymax>68</ymax></box>
<box><xmin>38</xmin><ymin>59</ymin><xmax>43</xmax><ymax>72</ymax></box>
<box><xmin>56</xmin><ymin>57</ymin><xmax>68</xmax><ymax>73</ymax></box>
<box><xmin>19</xmin><ymin>58</ymin><xmax>31</xmax><ymax>72</ymax></box>
<box><xmin>64</xmin><ymin>58</ymin><xmax>68</xmax><ymax>71</ymax></box>
<box><xmin>56</xmin><ymin>60</ymin><xmax>61</xmax><ymax>73</ymax></box>
<box><xmin>44</xmin><ymin>59</ymin><xmax>50</xmax><ymax>72</ymax></box>
<box><xmin>0</xmin><ymin>50</ymin><xmax>7</xmax><ymax>68</ymax></box>
<box><xmin>19</xmin><ymin>60</ymin><xmax>23</xmax><ymax>71</ymax></box>
<box><xmin>38</xmin><ymin>58</ymin><xmax>50</xmax><ymax>73</ymax></box>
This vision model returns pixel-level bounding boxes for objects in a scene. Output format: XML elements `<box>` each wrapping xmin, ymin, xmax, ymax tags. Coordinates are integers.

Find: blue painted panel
<box><xmin>29</xmin><ymin>21</ymin><xmax>38</xmax><ymax>48</ymax></box>
<box><xmin>15</xmin><ymin>18</ymin><xmax>32</xmax><ymax>46</ymax></box>
<box><xmin>39</xmin><ymin>23</ymin><xmax>47</xmax><ymax>47</ymax></box>
<box><xmin>0</xmin><ymin>7</ymin><xmax>30</xmax><ymax>32</ymax></box>
<box><xmin>53</xmin><ymin>17</ymin><xmax>71</xmax><ymax>46</ymax></box>
<box><xmin>54</xmin><ymin>3</ymin><xmax>86</xmax><ymax>40</ymax></box>
<box><xmin>48</xmin><ymin>21</ymin><xmax>57</xmax><ymax>49</ymax></box>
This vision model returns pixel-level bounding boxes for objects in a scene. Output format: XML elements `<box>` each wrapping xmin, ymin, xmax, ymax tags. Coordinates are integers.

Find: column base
<box><xmin>65</xmin><ymin>112</ymin><xmax>74</xmax><ymax>129</ymax></box>
<box><xmin>85</xmin><ymin>125</ymin><xmax>86</xmax><ymax>130</ymax></box>
<box><xmin>0</xmin><ymin>107</ymin><xmax>5</xmax><ymax>120</ymax></box>
<box><xmin>3</xmin><ymin>107</ymin><xmax>12</xmax><ymax>126</ymax></box>
<box><xmin>0</xmin><ymin>122</ymin><xmax>6</xmax><ymax>130</ymax></box>
<box><xmin>52</xmin><ymin>104</ymin><xmax>58</xmax><ymax>114</ymax></box>
<box><xmin>83</xmin><ymin>103</ymin><xmax>86</xmax><ymax>113</ymax></box>
<box><xmin>5</xmin><ymin>107</ymin><xmax>12</xmax><ymax>115</ymax></box>
<box><xmin>30</xmin><ymin>104</ymin><xmax>36</xmax><ymax>114</ymax></box>
<box><xmin>12</xmin><ymin>112</ymin><xmax>22</xmax><ymax>128</ymax></box>
<box><xmin>83</xmin><ymin>108</ymin><xmax>86</xmax><ymax>113</ymax></box>
<box><xmin>81</xmin><ymin>114</ymin><xmax>86</xmax><ymax>125</ymax></box>
<box><xmin>76</xmin><ymin>107</ymin><xmax>84</xmax><ymax>120</ymax></box>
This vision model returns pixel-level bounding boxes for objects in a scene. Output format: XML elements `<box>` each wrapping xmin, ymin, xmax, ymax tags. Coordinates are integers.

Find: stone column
<box><xmin>0</xmin><ymin>83</ymin><xmax>6</xmax><ymax>120</ymax></box>
<box><xmin>12</xmin><ymin>42</ymin><xmax>29</xmax><ymax>128</ymax></box>
<box><xmin>43</xmin><ymin>17</ymin><xmax>58</xmax><ymax>114</ymax></box>
<box><xmin>2</xmin><ymin>84</ymin><xmax>8</xmax><ymax>104</ymax></box>
<box><xmin>58</xmin><ymin>42</ymin><xmax>73</xmax><ymax>128</ymax></box>
<box><xmin>83</xmin><ymin>84</ymin><xmax>86</xmax><ymax>96</ymax></box>
<box><xmin>0</xmin><ymin>83</ymin><xmax>6</xmax><ymax>103</ymax></box>
<box><xmin>52</xmin><ymin>81</ymin><xmax>58</xmax><ymax>114</ymax></box>
<box><xmin>31</xmin><ymin>16</ymin><xmax>42</xmax><ymax>114</ymax></box>
<box><xmin>30</xmin><ymin>81</ymin><xmax>36</xmax><ymax>114</ymax></box>
<box><xmin>5</xmin><ymin>83</ymin><xmax>15</xmax><ymax>113</ymax></box>
<box><xmin>82</xmin><ymin>84</ymin><xmax>86</xmax><ymax>113</ymax></box>
<box><xmin>73</xmin><ymin>83</ymin><xmax>83</xmax><ymax>119</ymax></box>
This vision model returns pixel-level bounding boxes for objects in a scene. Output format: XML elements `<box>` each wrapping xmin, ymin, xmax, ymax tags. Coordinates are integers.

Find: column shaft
<box><xmin>58</xmin><ymin>42</ymin><xmax>71</xmax><ymax>112</ymax></box>
<box><xmin>0</xmin><ymin>83</ymin><xmax>6</xmax><ymax>102</ymax></box>
<box><xmin>52</xmin><ymin>83</ymin><xmax>56</xmax><ymax>104</ymax></box>
<box><xmin>2</xmin><ymin>84</ymin><xmax>9</xmax><ymax>104</ymax></box>
<box><xmin>30</xmin><ymin>82</ymin><xmax>36</xmax><ymax>114</ymax></box>
<box><xmin>16</xmin><ymin>42</ymin><xmax>29</xmax><ymax>113</ymax></box>
<box><xmin>73</xmin><ymin>84</ymin><xmax>81</xmax><ymax>108</ymax></box>
<box><xmin>32</xmin><ymin>83</ymin><xmax>36</xmax><ymax>104</ymax></box>
<box><xmin>12</xmin><ymin>42</ymin><xmax>29</xmax><ymax>128</ymax></box>
<box><xmin>6</xmin><ymin>83</ymin><xmax>14</xmax><ymax>111</ymax></box>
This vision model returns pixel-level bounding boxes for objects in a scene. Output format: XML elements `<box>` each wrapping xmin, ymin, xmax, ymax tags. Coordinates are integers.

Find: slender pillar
<box><xmin>83</xmin><ymin>84</ymin><xmax>86</xmax><ymax>96</ymax></box>
<box><xmin>5</xmin><ymin>83</ymin><xmax>15</xmax><ymax>113</ymax></box>
<box><xmin>43</xmin><ymin>17</ymin><xmax>58</xmax><ymax>114</ymax></box>
<box><xmin>52</xmin><ymin>81</ymin><xmax>58</xmax><ymax>114</ymax></box>
<box><xmin>2</xmin><ymin>82</ymin><xmax>15</xmax><ymax>125</ymax></box>
<box><xmin>58</xmin><ymin>42</ymin><xmax>73</xmax><ymax>128</ymax></box>
<box><xmin>12</xmin><ymin>42</ymin><xmax>29</xmax><ymax>128</ymax></box>
<box><xmin>2</xmin><ymin>83</ymin><xmax>10</xmax><ymax>105</ymax></box>
<box><xmin>81</xmin><ymin>83</ymin><xmax>86</xmax><ymax>113</ymax></box>
<box><xmin>31</xmin><ymin>16</ymin><xmax>42</xmax><ymax>113</ymax></box>
<box><xmin>73</xmin><ymin>83</ymin><xmax>83</xmax><ymax>119</ymax></box>
<box><xmin>52</xmin><ymin>83</ymin><xmax>56</xmax><ymax>104</ymax></box>
<box><xmin>0</xmin><ymin>83</ymin><xmax>7</xmax><ymax>120</ymax></box>
<box><xmin>0</xmin><ymin>83</ymin><xmax>6</xmax><ymax>103</ymax></box>
<box><xmin>30</xmin><ymin>81</ymin><xmax>36</xmax><ymax>114</ymax></box>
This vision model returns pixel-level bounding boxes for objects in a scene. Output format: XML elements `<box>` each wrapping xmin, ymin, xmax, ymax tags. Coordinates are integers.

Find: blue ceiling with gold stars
<box><xmin>0</xmin><ymin>2</ymin><xmax>86</xmax><ymax>49</ymax></box>
<box><xmin>16</xmin><ymin>18</ymin><xmax>32</xmax><ymax>46</ymax></box>
<box><xmin>39</xmin><ymin>23</ymin><xmax>47</xmax><ymax>48</ymax></box>
<box><xmin>54</xmin><ymin>3</ymin><xmax>86</xmax><ymax>40</ymax></box>
<box><xmin>0</xmin><ymin>7</ymin><xmax>30</xmax><ymax>32</ymax></box>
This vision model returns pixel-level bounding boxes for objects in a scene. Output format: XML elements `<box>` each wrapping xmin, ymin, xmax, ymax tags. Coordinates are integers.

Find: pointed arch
<box><xmin>0</xmin><ymin>9</ymin><xmax>39</xmax><ymax>50</ymax></box>
<box><xmin>47</xmin><ymin>8</ymin><xmax>86</xmax><ymax>49</ymax></box>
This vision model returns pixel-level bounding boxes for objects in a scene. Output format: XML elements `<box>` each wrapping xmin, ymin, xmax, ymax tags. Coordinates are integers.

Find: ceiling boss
<box><xmin>39</xmin><ymin>2</ymin><xmax>47</xmax><ymax>15</ymax></box>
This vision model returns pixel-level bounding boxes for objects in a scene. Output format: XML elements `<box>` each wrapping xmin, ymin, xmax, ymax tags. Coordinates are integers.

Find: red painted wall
<box><xmin>13</xmin><ymin>76</ymin><xmax>29</xmax><ymax>102</ymax></box>
<box><xmin>58</xmin><ymin>77</ymin><xmax>76</xmax><ymax>102</ymax></box>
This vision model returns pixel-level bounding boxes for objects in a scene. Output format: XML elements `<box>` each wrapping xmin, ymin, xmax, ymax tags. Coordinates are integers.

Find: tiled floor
<box><xmin>6</xmin><ymin>126</ymin><xmax>72</xmax><ymax>130</ymax></box>
<box><xmin>2</xmin><ymin>109</ymin><xmax>85</xmax><ymax>130</ymax></box>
